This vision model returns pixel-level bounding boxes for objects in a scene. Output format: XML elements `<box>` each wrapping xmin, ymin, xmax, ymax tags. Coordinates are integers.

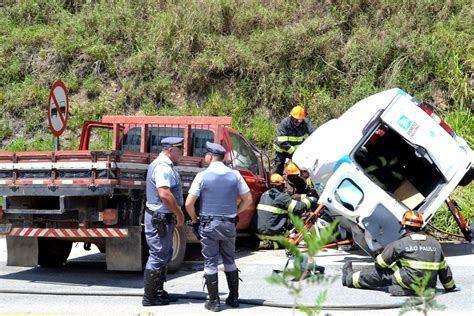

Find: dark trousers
<box><xmin>273</xmin><ymin>152</ymin><xmax>292</xmax><ymax>175</ymax></box>
<box><xmin>199</xmin><ymin>220</ymin><xmax>237</xmax><ymax>275</ymax></box>
<box><xmin>144</xmin><ymin>212</ymin><xmax>176</xmax><ymax>270</ymax></box>
<box><xmin>347</xmin><ymin>266</ymin><xmax>393</xmax><ymax>289</ymax></box>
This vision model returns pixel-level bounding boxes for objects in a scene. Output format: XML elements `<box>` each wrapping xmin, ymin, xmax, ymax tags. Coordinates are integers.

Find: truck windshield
<box><xmin>353</xmin><ymin>123</ymin><xmax>446</xmax><ymax>209</ymax></box>
<box><xmin>228</xmin><ymin>132</ymin><xmax>261</xmax><ymax>176</ymax></box>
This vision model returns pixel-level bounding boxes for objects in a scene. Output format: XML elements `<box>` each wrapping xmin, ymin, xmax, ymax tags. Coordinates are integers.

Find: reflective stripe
<box><xmin>394</xmin><ymin>269</ymin><xmax>410</xmax><ymax>289</ymax></box>
<box><xmin>288</xmin><ymin>146</ymin><xmax>296</xmax><ymax>154</ymax></box>
<box><xmin>439</xmin><ymin>259</ymin><xmax>448</xmax><ymax>270</ymax></box>
<box><xmin>301</xmin><ymin>198</ymin><xmax>311</xmax><ymax>208</ymax></box>
<box><xmin>399</xmin><ymin>259</ymin><xmax>441</xmax><ymax>270</ymax></box>
<box><xmin>352</xmin><ymin>271</ymin><xmax>362</xmax><ymax>288</ymax></box>
<box><xmin>300</xmin><ymin>194</ymin><xmax>307</xmax><ymax>199</ymax></box>
<box><xmin>442</xmin><ymin>279</ymin><xmax>455</xmax><ymax>289</ymax></box>
<box><xmin>410</xmin><ymin>234</ymin><xmax>427</xmax><ymax>241</ymax></box>
<box><xmin>257</xmin><ymin>204</ymin><xmax>288</xmax><ymax>214</ymax></box>
<box><xmin>377</xmin><ymin>156</ymin><xmax>387</xmax><ymax>167</ymax></box>
<box><xmin>288</xmin><ymin>200</ymin><xmax>297</xmax><ymax>213</ymax></box>
<box><xmin>273</xmin><ymin>144</ymin><xmax>284</xmax><ymax>153</ymax></box>
<box><xmin>390</xmin><ymin>264</ymin><xmax>399</xmax><ymax>272</ymax></box>
<box><xmin>387</xmin><ymin>156</ymin><xmax>399</xmax><ymax>166</ymax></box>
<box><xmin>276</xmin><ymin>136</ymin><xmax>306</xmax><ymax>142</ymax></box>
<box><xmin>376</xmin><ymin>254</ymin><xmax>389</xmax><ymax>268</ymax></box>
<box><xmin>365</xmin><ymin>165</ymin><xmax>378</xmax><ymax>173</ymax></box>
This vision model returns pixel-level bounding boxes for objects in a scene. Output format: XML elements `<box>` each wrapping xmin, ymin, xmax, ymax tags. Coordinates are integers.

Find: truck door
<box><xmin>224</xmin><ymin>130</ymin><xmax>268</xmax><ymax>229</ymax></box>
<box><xmin>318</xmin><ymin>162</ymin><xmax>406</xmax><ymax>249</ymax></box>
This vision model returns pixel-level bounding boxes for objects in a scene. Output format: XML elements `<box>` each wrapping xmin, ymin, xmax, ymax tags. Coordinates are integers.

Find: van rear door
<box><xmin>318</xmin><ymin>162</ymin><xmax>406</xmax><ymax>249</ymax></box>
<box><xmin>380</xmin><ymin>94</ymin><xmax>467</xmax><ymax>181</ymax></box>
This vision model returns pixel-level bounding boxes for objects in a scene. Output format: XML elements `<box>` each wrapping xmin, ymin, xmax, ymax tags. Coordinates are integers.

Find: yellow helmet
<box><xmin>270</xmin><ymin>173</ymin><xmax>285</xmax><ymax>186</ymax></box>
<box><xmin>284</xmin><ymin>162</ymin><xmax>300</xmax><ymax>176</ymax></box>
<box><xmin>290</xmin><ymin>105</ymin><xmax>305</xmax><ymax>120</ymax></box>
<box><xmin>401</xmin><ymin>210</ymin><xmax>423</xmax><ymax>228</ymax></box>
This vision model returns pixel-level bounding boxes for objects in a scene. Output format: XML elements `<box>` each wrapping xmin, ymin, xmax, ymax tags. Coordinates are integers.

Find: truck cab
<box><xmin>293</xmin><ymin>89</ymin><xmax>473</xmax><ymax>255</ymax></box>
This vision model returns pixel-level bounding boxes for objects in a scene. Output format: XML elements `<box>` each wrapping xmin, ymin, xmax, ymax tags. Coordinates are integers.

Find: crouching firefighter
<box><xmin>252</xmin><ymin>173</ymin><xmax>318</xmax><ymax>249</ymax></box>
<box><xmin>185</xmin><ymin>142</ymin><xmax>253</xmax><ymax>312</ymax></box>
<box><xmin>342</xmin><ymin>210</ymin><xmax>456</xmax><ymax>296</ymax></box>
<box><xmin>143</xmin><ymin>137</ymin><xmax>185</xmax><ymax>306</ymax></box>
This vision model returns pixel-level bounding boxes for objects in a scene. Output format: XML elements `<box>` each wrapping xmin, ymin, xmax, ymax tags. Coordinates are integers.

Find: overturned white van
<box><xmin>293</xmin><ymin>88</ymin><xmax>473</xmax><ymax>255</ymax></box>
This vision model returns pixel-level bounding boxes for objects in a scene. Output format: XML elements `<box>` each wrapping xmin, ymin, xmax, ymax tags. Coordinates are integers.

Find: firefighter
<box><xmin>185</xmin><ymin>142</ymin><xmax>253</xmax><ymax>312</ymax></box>
<box><xmin>143</xmin><ymin>137</ymin><xmax>185</xmax><ymax>306</ymax></box>
<box><xmin>273</xmin><ymin>105</ymin><xmax>315</xmax><ymax>175</ymax></box>
<box><xmin>342</xmin><ymin>210</ymin><xmax>456</xmax><ymax>296</ymax></box>
<box><xmin>284</xmin><ymin>162</ymin><xmax>316</xmax><ymax>196</ymax></box>
<box><xmin>252</xmin><ymin>173</ymin><xmax>318</xmax><ymax>249</ymax></box>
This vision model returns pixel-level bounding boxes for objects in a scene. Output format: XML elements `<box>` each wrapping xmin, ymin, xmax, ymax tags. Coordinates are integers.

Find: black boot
<box><xmin>225</xmin><ymin>270</ymin><xmax>240</xmax><ymax>307</ymax></box>
<box><xmin>142</xmin><ymin>269</ymin><xmax>169</xmax><ymax>306</ymax></box>
<box><xmin>157</xmin><ymin>267</ymin><xmax>178</xmax><ymax>303</ymax></box>
<box><xmin>389</xmin><ymin>285</ymin><xmax>415</xmax><ymax>296</ymax></box>
<box><xmin>342</xmin><ymin>261</ymin><xmax>353</xmax><ymax>286</ymax></box>
<box><xmin>204</xmin><ymin>273</ymin><xmax>221</xmax><ymax>312</ymax></box>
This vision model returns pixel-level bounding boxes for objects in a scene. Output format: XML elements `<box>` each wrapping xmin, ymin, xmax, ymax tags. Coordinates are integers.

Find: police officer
<box><xmin>273</xmin><ymin>105</ymin><xmax>315</xmax><ymax>175</ymax></box>
<box><xmin>185</xmin><ymin>142</ymin><xmax>252</xmax><ymax>312</ymax></box>
<box><xmin>142</xmin><ymin>137</ymin><xmax>185</xmax><ymax>306</ymax></box>
<box><xmin>252</xmin><ymin>173</ymin><xmax>317</xmax><ymax>249</ymax></box>
<box><xmin>342</xmin><ymin>210</ymin><xmax>456</xmax><ymax>296</ymax></box>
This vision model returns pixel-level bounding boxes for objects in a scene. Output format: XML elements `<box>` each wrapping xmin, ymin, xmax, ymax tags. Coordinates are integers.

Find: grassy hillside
<box><xmin>0</xmin><ymin>0</ymin><xmax>472</xmax><ymax>232</ymax></box>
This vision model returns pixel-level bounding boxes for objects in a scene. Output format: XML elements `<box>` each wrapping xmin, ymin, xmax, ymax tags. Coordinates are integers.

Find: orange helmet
<box><xmin>290</xmin><ymin>105</ymin><xmax>305</xmax><ymax>120</ymax></box>
<box><xmin>270</xmin><ymin>173</ymin><xmax>285</xmax><ymax>186</ymax></box>
<box><xmin>401</xmin><ymin>210</ymin><xmax>423</xmax><ymax>228</ymax></box>
<box><xmin>284</xmin><ymin>162</ymin><xmax>300</xmax><ymax>176</ymax></box>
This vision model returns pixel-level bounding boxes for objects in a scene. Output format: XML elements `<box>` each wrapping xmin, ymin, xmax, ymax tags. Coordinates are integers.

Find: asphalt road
<box><xmin>0</xmin><ymin>237</ymin><xmax>472</xmax><ymax>315</ymax></box>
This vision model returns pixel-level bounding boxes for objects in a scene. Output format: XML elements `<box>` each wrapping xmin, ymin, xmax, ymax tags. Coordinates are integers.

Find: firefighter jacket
<box><xmin>252</xmin><ymin>187</ymin><xmax>317</xmax><ymax>237</ymax></box>
<box><xmin>375</xmin><ymin>232</ymin><xmax>455</xmax><ymax>291</ymax></box>
<box><xmin>273</xmin><ymin>117</ymin><xmax>315</xmax><ymax>155</ymax></box>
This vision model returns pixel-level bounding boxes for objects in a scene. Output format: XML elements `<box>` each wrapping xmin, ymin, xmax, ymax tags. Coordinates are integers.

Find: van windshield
<box><xmin>353</xmin><ymin>123</ymin><xmax>446</xmax><ymax>210</ymax></box>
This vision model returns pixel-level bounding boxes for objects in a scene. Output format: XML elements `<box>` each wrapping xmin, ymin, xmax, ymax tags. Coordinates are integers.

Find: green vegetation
<box><xmin>0</xmin><ymin>0</ymin><xmax>472</xmax><ymax>230</ymax></box>
<box><xmin>266</xmin><ymin>214</ymin><xmax>338</xmax><ymax>315</ymax></box>
<box><xmin>400</xmin><ymin>273</ymin><xmax>446</xmax><ymax>316</ymax></box>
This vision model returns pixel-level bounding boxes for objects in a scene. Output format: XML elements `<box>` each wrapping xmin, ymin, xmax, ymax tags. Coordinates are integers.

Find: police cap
<box><xmin>161</xmin><ymin>137</ymin><xmax>184</xmax><ymax>149</ymax></box>
<box><xmin>205</xmin><ymin>141</ymin><xmax>226</xmax><ymax>156</ymax></box>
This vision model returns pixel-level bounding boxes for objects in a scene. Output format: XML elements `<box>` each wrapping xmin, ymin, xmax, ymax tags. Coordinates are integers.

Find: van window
<box><xmin>353</xmin><ymin>123</ymin><xmax>445</xmax><ymax>205</ymax></box>
<box><xmin>335</xmin><ymin>179</ymin><xmax>364</xmax><ymax>211</ymax></box>
<box><xmin>228</xmin><ymin>132</ymin><xmax>260</xmax><ymax>176</ymax></box>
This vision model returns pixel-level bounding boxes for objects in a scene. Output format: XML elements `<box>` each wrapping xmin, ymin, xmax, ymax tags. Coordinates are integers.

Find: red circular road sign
<box><xmin>47</xmin><ymin>80</ymin><xmax>69</xmax><ymax>137</ymax></box>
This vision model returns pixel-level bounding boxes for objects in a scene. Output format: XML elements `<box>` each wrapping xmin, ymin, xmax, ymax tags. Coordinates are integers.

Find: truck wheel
<box><xmin>167</xmin><ymin>226</ymin><xmax>187</xmax><ymax>273</ymax></box>
<box><xmin>38</xmin><ymin>238</ymin><xmax>73</xmax><ymax>267</ymax></box>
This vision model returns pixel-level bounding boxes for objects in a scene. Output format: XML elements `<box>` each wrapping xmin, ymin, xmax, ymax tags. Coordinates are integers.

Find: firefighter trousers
<box><xmin>347</xmin><ymin>266</ymin><xmax>393</xmax><ymax>289</ymax></box>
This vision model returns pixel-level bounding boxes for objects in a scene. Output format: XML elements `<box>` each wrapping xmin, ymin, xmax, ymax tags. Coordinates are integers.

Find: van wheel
<box><xmin>167</xmin><ymin>226</ymin><xmax>187</xmax><ymax>273</ymax></box>
<box><xmin>38</xmin><ymin>238</ymin><xmax>72</xmax><ymax>267</ymax></box>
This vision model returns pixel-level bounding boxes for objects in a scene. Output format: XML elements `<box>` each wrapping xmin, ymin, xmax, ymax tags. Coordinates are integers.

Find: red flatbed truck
<box><xmin>0</xmin><ymin>116</ymin><xmax>269</xmax><ymax>272</ymax></box>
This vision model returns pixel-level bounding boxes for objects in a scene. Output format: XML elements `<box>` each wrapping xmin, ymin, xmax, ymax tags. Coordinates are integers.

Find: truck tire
<box><xmin>38</xmin><ymin>238</ymin><xmax>73</xmax><ymax>267</ymax></box>
<box><xmin>167</xmin><ymin>226</ymin><xmax>187</xmax><ymax>273</ymax></box>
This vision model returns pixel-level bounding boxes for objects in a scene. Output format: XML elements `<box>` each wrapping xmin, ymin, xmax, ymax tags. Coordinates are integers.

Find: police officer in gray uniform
<box><xmin>142</xmin><ymin>137</ymin><xmax>185</xmax><ymax>306</ymax></box>
<box><xmin>185</xmin><ymin>142</ymin><xmax>253</xmax><ymax>312</ymax></box>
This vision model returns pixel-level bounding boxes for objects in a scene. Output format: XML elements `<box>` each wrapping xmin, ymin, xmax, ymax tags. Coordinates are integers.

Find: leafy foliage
<box><xmin>266</xmin><ymin>214</ymin><xmax>339</xmax><ymax>315</ymax></box>
<box><xmin>0</xmin><ymin>0</ymin><xmax>472</xmax><ymax>231</ymax></box>
<box><xmin>399</xmin><ymin>273</ymin><xmax>446</xmax><ymax>316</ymax></box>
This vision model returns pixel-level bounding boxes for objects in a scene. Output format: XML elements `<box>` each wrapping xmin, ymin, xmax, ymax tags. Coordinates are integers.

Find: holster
<box><xmin>152</xmin><ymin>213</ymin><xmax>176</xmax><ymax>237</ymax></box>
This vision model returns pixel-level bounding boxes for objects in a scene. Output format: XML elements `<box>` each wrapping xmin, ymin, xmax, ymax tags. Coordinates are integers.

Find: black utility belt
<box><xmin>146</xmin><ymin>208</ymin><xmax>175</xmax><ymax>220</ymax></box>
<box><xmin>200</xmin><ymin>215</ymin><xmax>236</xmax><ymax>223</ymax></box>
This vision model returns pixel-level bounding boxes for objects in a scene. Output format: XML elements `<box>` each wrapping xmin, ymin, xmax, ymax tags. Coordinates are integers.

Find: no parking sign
<box><xmin>47</xmin><ymin>80</ymin><xmax>69</xmax><ymax>137</ymax></box>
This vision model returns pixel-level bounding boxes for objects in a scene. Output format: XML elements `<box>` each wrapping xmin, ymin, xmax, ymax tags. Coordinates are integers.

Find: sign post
<box><xmin>47</xmin><ymin>80</ymin><xmax>69</xmax><ymax>150</ymax></box>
